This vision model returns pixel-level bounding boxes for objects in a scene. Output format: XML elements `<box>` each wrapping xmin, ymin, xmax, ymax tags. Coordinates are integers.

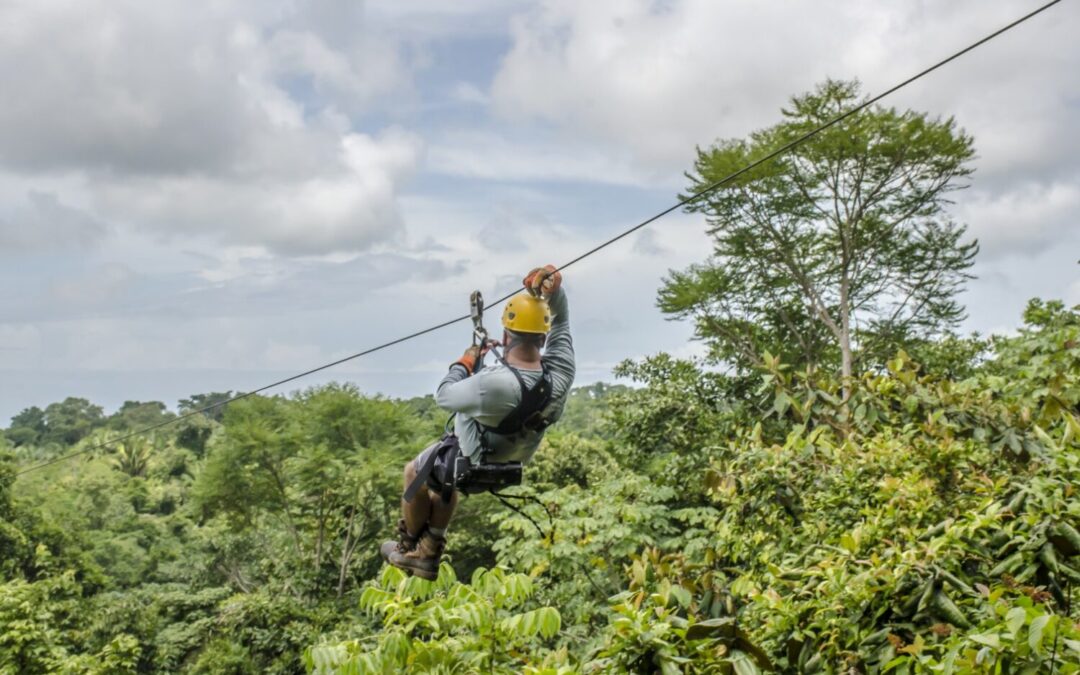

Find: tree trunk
<box><xmin>839</xmin><ymin>277</ymin><xmax>853</xmax><ymax>402</ymax></box>
<box><xmin>337</xmin><ymin>503</ymin><xmax>358</xmax><ymax>598</ymax></box>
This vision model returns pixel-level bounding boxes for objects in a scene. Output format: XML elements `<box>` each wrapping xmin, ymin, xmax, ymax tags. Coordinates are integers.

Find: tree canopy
<box><xmin>661</xmin><ymin>79</ymin><xmax>978</xmax><ymax>391</ymax></box>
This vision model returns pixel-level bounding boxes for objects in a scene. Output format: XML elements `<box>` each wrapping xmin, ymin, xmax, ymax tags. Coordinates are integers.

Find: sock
<box><xmin>428</xmin><ymin>526</ymin><xmax>447</xmax><ymax>538</ymax></box>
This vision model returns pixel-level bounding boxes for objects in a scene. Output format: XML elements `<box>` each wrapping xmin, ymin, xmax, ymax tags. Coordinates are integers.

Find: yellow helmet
<box><xmin>502</xmin><ymin>292</ymin><xmax>552</xmax><ymax>334</ymax></box>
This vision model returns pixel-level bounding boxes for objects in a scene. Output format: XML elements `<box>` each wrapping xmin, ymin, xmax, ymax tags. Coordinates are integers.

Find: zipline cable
<box><xmin>13</xmin><ymin>0</ymin><xmax>1063</xmax><ymax>477</ymax></box>
<box><xmin>15</xmin><ymin>314</ymin><xmax>472</xmax><ymax>475</ymax></box>
<box><xmin>553</xmin><ymin>0</ymin><xmax>1065</xmax><ymax>274</ymax></box>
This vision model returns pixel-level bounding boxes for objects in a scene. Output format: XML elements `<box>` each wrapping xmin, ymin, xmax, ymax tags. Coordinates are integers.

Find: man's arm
<box><xmin>435</xmin><ymin>361</ymin><xmax>486</xmax><ymax>416</ymax></box>
<box><xmin>542</xmin><ymin>287</ymin><xmax>575</xmax><ymax>392</ymax></box>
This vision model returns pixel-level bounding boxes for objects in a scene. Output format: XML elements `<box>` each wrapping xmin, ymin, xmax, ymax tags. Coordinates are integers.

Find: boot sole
<box><xmin>395</xmin><ymin>561</ymin><xmax>439</xmax><ymax>581</ymax></box>
<box><xmin>386</xmin><ymin>555</ymin><xmax>439</xmax><ymax>580</ymax></box>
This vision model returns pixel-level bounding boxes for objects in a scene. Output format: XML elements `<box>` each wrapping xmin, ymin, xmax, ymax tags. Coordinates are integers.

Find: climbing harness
<box><xmin>404</xmin><ymin>289</ymin><xmax>558</xmax><ymax>502</ymax></box>
<box><xmin>469</xmin><ymin>288</ymin><xmax>555</xmax><ymax>453</ymax></box>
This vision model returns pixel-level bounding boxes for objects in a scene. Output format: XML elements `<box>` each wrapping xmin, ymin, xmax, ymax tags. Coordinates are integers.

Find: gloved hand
<box><xmin>453</xmin><ymin>345</ymin><xmax>484</xmax><ymax>375</ymax></box>
<box><xmin>523</xmin><ymin>264</ymin><xmax>562</xmax><ymax>297</ymax></box>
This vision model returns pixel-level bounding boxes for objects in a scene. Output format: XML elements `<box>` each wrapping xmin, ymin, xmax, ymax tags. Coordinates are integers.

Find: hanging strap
<box><xmin>403</xmin><ymin>436</ymin><xmax>457</xmax><ymax>502</ymax></box>
<box><xmin>480</xmin><ymin>346</ymin><xmax>553</xmax><ymax>444</ymax></box>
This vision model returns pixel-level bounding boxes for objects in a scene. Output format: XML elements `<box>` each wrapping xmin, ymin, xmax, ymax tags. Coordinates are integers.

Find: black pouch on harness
<box><xmin>454</xmin><ymin>456</ymin><xmax>522</xmax><ymax>495</ymax></box>
<box><xmin>404</xmin><ymin>434</ymin><xmax>523</xmax><ymax>502</ymax></box>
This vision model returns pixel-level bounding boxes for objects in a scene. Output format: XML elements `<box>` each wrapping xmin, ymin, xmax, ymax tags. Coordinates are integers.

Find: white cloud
<box><xmin>491</xmin><ymin>0</ymin><xmax>843</xmax><ymax>168</ymax></box>
<box><xmin>451</xmin><ymin>82</ymin><xmax>490</xmax><ymax>105</ymax></box>
<box><xmin>368</xmin><ymin>0</ymin><xmax>534</xmax><ymax>37</ymax></box>
<box><xmin>492</xmin><ymin>0</ymin><xmax>1079</xmax><ymax>175</ymax></box>
<box><xmin>427</xmin><ymin>129</ymin><xmax>668</xmax><ymax>186</ymax></box>
<box><xmin>0</xmin><ymin>0</ymin><xmax>422</xmax><ymax>256</ymax></box>
<box><xmin>958</xmin><ymin>180</ymin><xmax>1080</xmax><ymax>259</ymax></box>
<box><xmin>0</xmin><ymin>191</ymin><xmax>108</xmax><ymax>253</ymax></box>
<box><xmin>489</xmin><ymin>0</ymin><xmax>1080</xmax><ymax>256</ymax></box>
<box><xmin>1068</xmin><ymin>280</ymin><xmax>1080</xmax><ymax>306</ymax></box>
<box><xmin>632</xmin><ymin>228</ymin><xmax>669</xmax><ymax>256</ymax></box>
<box><xmin>93</xmin><ymin>128</ymin><xmax>423</xmax><ymax>255</ymax></box>
<box><xmin>0</xmin><ymin>324</ymin><xmax>42</xmax><ymax>370</ymax></box>
<box><xmin>49</xmin><ymin>263</ymin><xmax>136</xmax><ymax>307</ymax></box>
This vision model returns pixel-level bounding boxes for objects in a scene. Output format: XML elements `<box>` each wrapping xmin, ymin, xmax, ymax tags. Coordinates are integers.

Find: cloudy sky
<box><xmin>1</xmin><ymin>0</ymin><xmax>1077</xmax><ymax>421</ymax></box>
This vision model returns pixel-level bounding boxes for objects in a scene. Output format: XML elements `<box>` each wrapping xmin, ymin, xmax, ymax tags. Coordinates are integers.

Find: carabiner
<box><xmin>470</xmin><ymin>290</ymin><xmax>487</xmax><ymax>346</ymax></box>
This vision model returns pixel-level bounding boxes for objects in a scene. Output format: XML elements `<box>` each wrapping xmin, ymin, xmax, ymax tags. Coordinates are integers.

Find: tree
<box><xmin>6</xmin><ymin>406</ymin><xmax>46</xmax><ymax>447</ymax></box>
<box><xmin>661</xmin><ymin>79</ymin><xmax>978</xmax><ymax>394</ymax></box>
<box><xmin>107</xmin><ymin>401</ymin><xmax>172</xmax><ymax>431</ymax></box>
<box><xmin>192</xmin><ymin>385</ymin><xmax>416</xmax><ymax>598</ymax></box>
<box><xmin>179</xmin><ymin>392</ymin><xmax>234</xmax><ymax>423</ymax></box>
<box><xmin>110</xmin><ymin>438</ymin><xmax>152</xmax><ymax>478</ymax></box>
<box><xmin>41</xmin><ymin>397</ymin><xmax>105</xmax><ymax>445</ymax></box>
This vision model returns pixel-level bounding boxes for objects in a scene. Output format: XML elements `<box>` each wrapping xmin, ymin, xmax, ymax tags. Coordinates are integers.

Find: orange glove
<box><xmin>523</xmin><ymin>265</ymin><xmax>562</xmax><ymax>297</ymax></box>
<box><xmin>453</xmin><ymin>345</ymin><xmax>483</xmax><ymax>374</ymax></box>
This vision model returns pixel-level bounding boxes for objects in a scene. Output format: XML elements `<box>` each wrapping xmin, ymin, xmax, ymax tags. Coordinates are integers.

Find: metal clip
<box><xmin>470</xmin><ymin>290</ymin><xmax>487</xmax><ymax>346</ymax></box>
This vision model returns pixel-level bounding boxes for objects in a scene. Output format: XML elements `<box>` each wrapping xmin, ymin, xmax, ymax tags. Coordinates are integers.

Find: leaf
<box><xmin>1028</xmin><ymin>614</ymin><xmax>1052</xmax><ymax>654</ymax></box>
<box><xmin>686</xmin><ymin>617</ymin><xmax>737</xmax><ymax>641</ymax></box>
<box><xmin>968</xmin><ymin>633</ymin><xmax>1001</xmax><ymax>649</ymax></box>
<box><xmin>669</xmin><ymin>585</ymin><xmax>692</xmax><ymax>609</ymax></box>
<box><xmin>538</xmin><ymin>607</ymin><xmax>561</xmax><ymax>639</ymax></box>
<box><xmin>839</xmin><ymin>533</ymin><xmax>857</xmax><ymax>554</ymax></box>
<box><xmin>774</xmin><ymin>392</ymin><xmax>791</xmax><ymax>417</ymax></box>
<box><xmin>729</xmin><ymin>650</ymin><xmax>762</xmax><ymax>675</ymax></box>
<box><xmin>1005</xmin><ymin>607</ymin><xmax>1026</xmax><ymax>635</ymax></box>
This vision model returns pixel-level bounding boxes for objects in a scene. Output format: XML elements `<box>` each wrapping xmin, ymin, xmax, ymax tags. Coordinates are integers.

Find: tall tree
<box><xmin>179</xmin><ymin>392</ymin><xmax>234</xmax><ymax>422</ymax></box>
<box><xmin>661</xmin><ymin>79</ymin><xmax>978</xmax><ymax>393</ymax></box>
<box><xmin>41</xmin><ymin>397</ymin><xmax>105</xmax><ymax>445</ymax></box>
<box><xmin>192</xmin><ymin>385</ymin><xmax>416</xmax><ymax>597</ymax></box>
<box><xmin>107</xmin><ymin>401</ymin><xmax>172</xmax><ymax>431</ymax></box>
<box><xmin>6</xmin><ymin>406</ymin><xmax>46</xmax><ymax>447</ymax></box>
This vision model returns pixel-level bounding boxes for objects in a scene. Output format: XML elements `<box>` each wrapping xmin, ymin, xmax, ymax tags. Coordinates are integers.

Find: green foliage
<box><xmin>109</xmin><ymin>438</ymin><xmax>153</xmax><ymax>478</ymax></box>
<box><xmin>192</xmin><ymin>384</ymin><xmax>417</xmax><ymax>598</ymax></box>
<box><xmin>306</xmin><ymin>565</ymin><xmax>566</xmax><ymax>674</ymax></box>
<box><xmin>179</xmin><ymin>392</ymin><xmax>234</xmax><ymax>423</ymax></box>
<box><xmin>595</xmin><ymin>582</ymin><xmax>773</xmax><ymax>674</ymax></box>
<box><xmin>552</xmin><ymin>382</ymin><xmax>629</xmax><ymax>439</ymax></box>
<box><xmin>6</xmin><ymin>398</ymin><xmax>107</xmax><ymax>448</ymax></box>
<box><xmin>41</xmin><ymin>397</ymin><xmax>107</xmax><ymax>446</ymax></box>
<box><xmin>0</xmin><ymin>572</ymin><xmax>82</xmax><ymax>674</ymax></box>
<box><xmin>6</xmin><ymin>406</ymin><xmax>46</xmax><ymax>447</ymax></box>
<box><xmin>6</xmin><ymin>300</ymin><xmax>1080</xmax><ymax>673</ymax></box>
<box><xmin>492</xmin><ymin>468</ymin><xmax>682</xmax><ymax>627</ymax></box>
<box><xmin>107</xmin><ymin>401</ymin><xmax>173</xmax><ymax>432</ymax></box>
<box><xmin>581</xmin><ymin>302</ymin><xmax>1080</xmax><ymax>672</ymax></box>
<box><xmin>611</xmin><ymin>354</ymin><xmax>739</xmax><ymax>471</ymax></box>
<box><xmin>665</xmin><ymin>79</ymin><xmax>977</xmax><ymax>381</ymax></box>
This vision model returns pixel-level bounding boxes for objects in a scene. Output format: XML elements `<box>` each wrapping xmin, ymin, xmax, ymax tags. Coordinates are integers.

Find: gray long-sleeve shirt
<box><xmin>435</xmin><ymin>287</ymin><xmax>575</xmax><ymax>463</ymax></box>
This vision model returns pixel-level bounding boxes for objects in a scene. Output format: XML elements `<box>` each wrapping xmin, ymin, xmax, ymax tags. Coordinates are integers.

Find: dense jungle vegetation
<box><xmin>3</xmin><ymin>81</ymin><xmax>1079</xmax><ymax>672</ymax></box>
<box><xmin>4</xmin><ymin>301</ymin><xmax>1080</xmax><ymax>673</ymax></box>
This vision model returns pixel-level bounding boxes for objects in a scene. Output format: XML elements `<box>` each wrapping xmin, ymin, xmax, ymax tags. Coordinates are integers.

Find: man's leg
<box><xmin>402</xmin><ymin>459</ymin><xmax>432</xmax><ymax>536</ymax></box>
<box><xmin>384</xmin><ymin>464</ymin><xmax>458</xmax><ymax>581</ymax></box>
<box><xmin>389</xmin><ymin>488</ymin><xmax>454</xmax><ymax>580</ymax></box>
<box><xmin>380</xmin><ymin>459</ymin><xmax>430</xmax><ymax>564</ymax></box>
<box><xmin>425</xmin><ymin>486</ymin><xmax>458</xmax><ymax>535</ymax></box>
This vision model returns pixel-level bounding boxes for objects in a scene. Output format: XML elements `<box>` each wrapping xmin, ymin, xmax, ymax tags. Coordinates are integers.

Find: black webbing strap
<box><xmin>438</xmin><ymin>442</ymin><xmax>460</xmax><ymax>503</ymax></box>
<box><xmin>484</xmin><ymin>346</ymin><xmax>552</xmax><ymax>439</ymax></box>
<box><xmin>403</xmin><ymin>437</ymin><xmax>449</xmax><ymax>502</ymax></box>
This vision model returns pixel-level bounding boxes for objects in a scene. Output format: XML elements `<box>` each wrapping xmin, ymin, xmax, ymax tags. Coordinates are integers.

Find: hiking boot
<box><xmin>386</xmin><ymin>530</ymin><xmax>446</xmax><ymax>580</ymax></box>
<box><xmin>379</xmin><ymin>519</ymin><xmax>420</xmax><ymax>564</ymax></box>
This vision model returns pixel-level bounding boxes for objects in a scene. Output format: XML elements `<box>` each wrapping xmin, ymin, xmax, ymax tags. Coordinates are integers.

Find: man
<box><xmin>380</xmin><ymin>265</ymin><xmax>575</xmax><ymax>579</ymax></box>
